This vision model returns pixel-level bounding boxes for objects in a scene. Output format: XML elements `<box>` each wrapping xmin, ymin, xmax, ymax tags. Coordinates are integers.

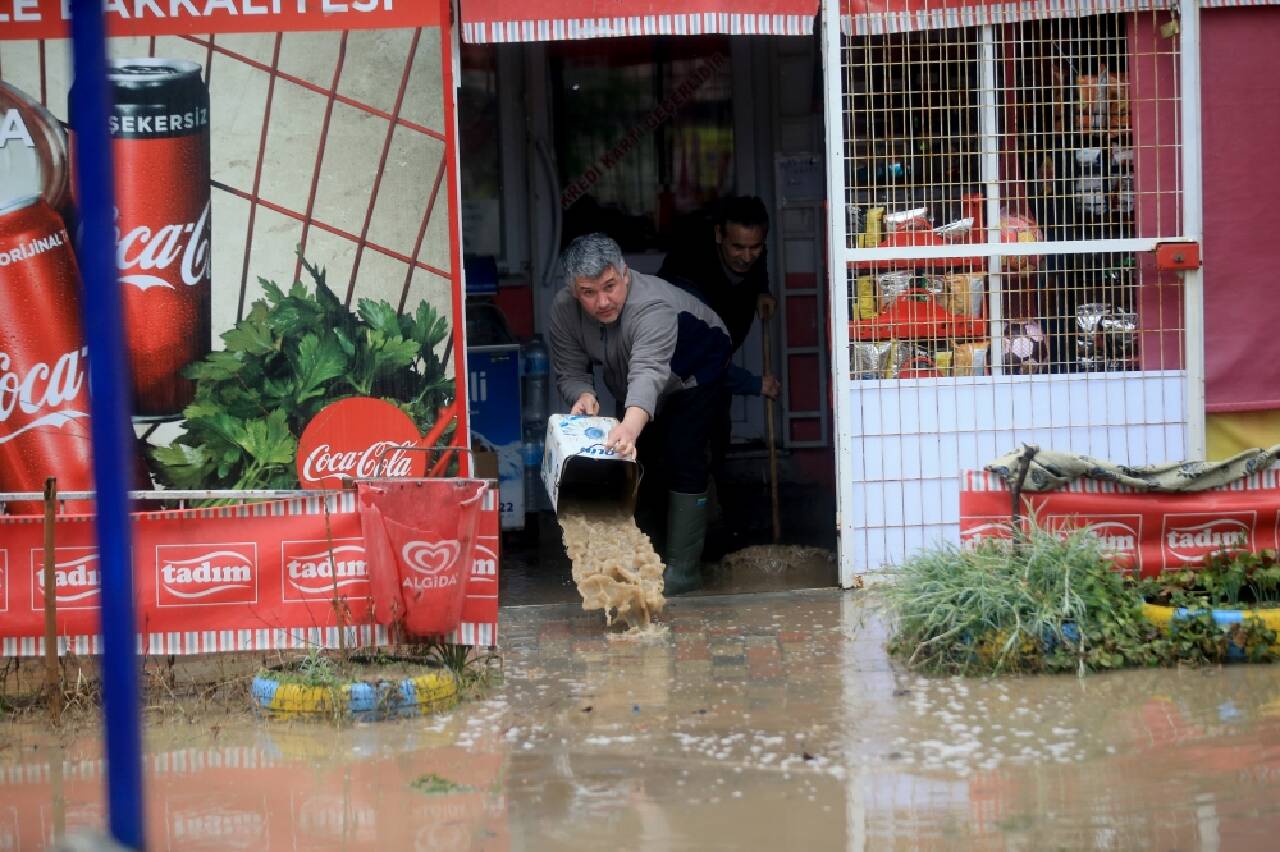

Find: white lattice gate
<box><xmin>821</xmin><ymin>0</ymin><xmax>1203</xmax><ymax>582</ymax></box>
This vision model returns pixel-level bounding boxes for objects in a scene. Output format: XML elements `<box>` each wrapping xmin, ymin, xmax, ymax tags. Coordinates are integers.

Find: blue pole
<box><xmin>67</xmin><ymin>1</ymin><xmax>146</xmax><ymax>847</ymax></box>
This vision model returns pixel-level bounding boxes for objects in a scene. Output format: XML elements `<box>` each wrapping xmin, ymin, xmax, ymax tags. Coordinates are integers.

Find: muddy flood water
<box><xmin>4</xmin><ymin>589</ymin><xmax>1280</xmax><ymax>850</ymax></box>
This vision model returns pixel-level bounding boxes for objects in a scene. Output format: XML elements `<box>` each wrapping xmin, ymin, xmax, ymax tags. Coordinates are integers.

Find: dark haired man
<box><xmin>658</xmin><ymin>196</ymin><xmax>780</xmax><ymax>552</ymax></box>
<box><xmin>548</xmin><ymin>233</ymin><xmax>732</xmax><ymax>594</ymax></box>
<box><xmin>659</xmin><ymin>196</ymin><xmax>778</xmax><ymax>399</ymax></box>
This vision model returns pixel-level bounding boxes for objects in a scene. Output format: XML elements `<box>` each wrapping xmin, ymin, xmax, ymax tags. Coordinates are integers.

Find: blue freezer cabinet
<box><xmin>467</xmin><ymin>343</ymin><xmax>523</xmax><ymax>529</ymax></box>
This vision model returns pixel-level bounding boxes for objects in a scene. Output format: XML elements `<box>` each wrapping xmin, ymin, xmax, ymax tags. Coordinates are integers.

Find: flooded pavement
<box><xmin>500</xmin><ymin>518</ymin><xmax>837</xmax><ymax>607</ymax></box>
<box><xmin>5</xmin><ymin>589</ymin><xmax>1280</xmax><ymax>849</ymax></box>
<box><xmin>501</xmin><ymin>478</ymin><xmax>838</xmax><ymax>607</ymax></box>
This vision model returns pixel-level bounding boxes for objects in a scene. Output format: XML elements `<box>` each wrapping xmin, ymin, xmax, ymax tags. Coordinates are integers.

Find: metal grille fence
<box><xmin>823</xmin><ymin>0</ymin><xmax>1200</xmax><ymax>579</ymax></box>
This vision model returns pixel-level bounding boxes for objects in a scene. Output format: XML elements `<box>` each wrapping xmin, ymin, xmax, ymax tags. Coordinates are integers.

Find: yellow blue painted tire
<box><xmin>1143</xmin><ymin>602</ymin><xmax>1280</xmax><ymax>657</ymax></box>
<box><xmin>251</xmin><ymin>669</ymin><xmax>457</xmax><ymax>721</ymax></box>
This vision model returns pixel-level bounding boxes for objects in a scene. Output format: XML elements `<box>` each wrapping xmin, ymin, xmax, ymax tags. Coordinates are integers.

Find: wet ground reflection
<box><xmin>4</xmin><ymin>589</ymin><xmax>1280</xmax><ymax>849</ymax></box>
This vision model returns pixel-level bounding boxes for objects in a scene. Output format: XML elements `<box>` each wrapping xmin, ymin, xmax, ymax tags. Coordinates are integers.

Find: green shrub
<box><xmin>883</xmin><ymin>520</ymin><xmax>1280</xmax><ymax>675</ymax></box>
<box><xmin>883</xmin><ymin>517</ymin><xmax>1164</xmax><ymax>675</ymax></box>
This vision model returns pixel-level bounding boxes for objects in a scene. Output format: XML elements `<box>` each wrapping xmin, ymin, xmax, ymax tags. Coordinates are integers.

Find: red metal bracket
<box><xmin>1154</xmin><ymin>241</ymin><xmax>1201</xmax><ymax>271</ymax></box>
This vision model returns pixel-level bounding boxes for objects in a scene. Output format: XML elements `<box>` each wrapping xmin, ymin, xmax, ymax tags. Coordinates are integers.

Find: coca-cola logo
<box><xmin>281</xmin><ymin>539</ymin><xmax>368</xmax><ymax>602</ymax></box>
<box><xmin>116</xmin><ymin>200</ymin><xmax>210</xmax><ymax>291</ymax></box>
<box><xmin>156</xmin><ymin>543</ymin><xmax>257</xmax><ymax>607</ymax></box>
<box><xmin>301</xmin><ymin>441</ymin><xmax>415</xmax><ymax>484</ymax></box>
<box><xmin>29</xmin><ymin>547</ymin><xmax>100</xmax><ymax>610</ymax></box>
<box><xmin>0</xmin><ymin>347</ymin><xmax>89</xmax><ymax>443</ymax></box>
<box><xmin>959</xmin><ymin>519</ymin><xmax>1012</xmax><ymax>549</ymax></box>
<box><xmin>401</xmin><ymin>539</ymin><xmax>461</xmax><ymax>591</ymax></box>
<box><xmin>1047</xmin><ymin>514</ymin><xmax>1142</xmax><ymax>572</ymax></box>
<box><xmin>1161</xmin><ymin>513</ymin><xmax>1256</xmax><ymax>569</ymax></box>
<box><xmin>0</xmin><ymin>550</ymin><xmax>8</xmax><ymax>613</ymax></box>
<box><xmin>296</xmin><ymin>397</ymin><xmax>425</xmax><ymax>490</ymax></box>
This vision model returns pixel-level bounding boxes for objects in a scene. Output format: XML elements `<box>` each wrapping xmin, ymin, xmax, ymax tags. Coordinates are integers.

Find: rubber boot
<box><xmin>664</xmin><ymin>490</ymin><xmax>708</xmax><ymax>596</ymax></box>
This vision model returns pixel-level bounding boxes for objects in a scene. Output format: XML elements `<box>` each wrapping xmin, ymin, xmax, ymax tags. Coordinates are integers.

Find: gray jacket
<box><xmin>549</xmin><ymin>270</ymin><xmax>731</xmax><ymax>417</ymax></box>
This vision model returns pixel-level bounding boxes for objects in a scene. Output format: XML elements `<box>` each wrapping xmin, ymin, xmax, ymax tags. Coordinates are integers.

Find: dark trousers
<box><xmin>709</xmin><ymin>391</ymin><xmax>733</xmax><ymax>488</ymax></box>
<box><xmin>630</xmin><ymin>378</ymin><xmax>727</xmax><ymax>547</ymax></box>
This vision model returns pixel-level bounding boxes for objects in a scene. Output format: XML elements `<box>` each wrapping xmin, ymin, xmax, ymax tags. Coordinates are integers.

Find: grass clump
<box><xmin>884</xmin><ymin>517</ymin><xmax>1152</xmax><ymax>675</ymax></box>
<box><xmin>879</xmin><ymin>515</ymin><xmax>1271</xmax><ymax>675</ymax></box>
<box><xmin>261</xmin><ymin>649</ymin><xmax>344</xmax><ymax>687</ymax></box>
<box><xmin>423</xmin><ymin>641</ymin><xmax>501</xmax><ymax>699</ymax></box>
<box><xmin>410</xmin><ymin>773</ymin><xmax>472</xmax><ymax>795</ymax></box>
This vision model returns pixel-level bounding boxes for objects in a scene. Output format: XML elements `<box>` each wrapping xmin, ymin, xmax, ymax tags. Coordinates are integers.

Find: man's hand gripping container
<box><xmin>540</xmin><ymin>414</ymin><xmax>638</xmax><ymax>513</ymax></box>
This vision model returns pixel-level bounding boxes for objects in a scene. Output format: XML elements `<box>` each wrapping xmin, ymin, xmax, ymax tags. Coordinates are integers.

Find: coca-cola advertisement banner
<box><xmin>960</xmin><ymin>470</ymin><xmax>1280</xmax><ymax>578</ymax></box>
<box><xmin>0</xmin><ymin>0</ymin><xmax>468</xmax><ymax>507</ymax></box>
<box><xmin>0</xmin><ymin>488</ymin><xmax>500</xmax><ymax>655</ymax></box>
<box><xmin>0</xmin><ymin>1</ymin><xmax>442</xmax><ymax>42</ymax></box>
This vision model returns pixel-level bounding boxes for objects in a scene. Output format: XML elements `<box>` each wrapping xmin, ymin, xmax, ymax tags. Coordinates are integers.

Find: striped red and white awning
<box><xmin>841</xmin><ymin>0</ymin><xmax>1276</xmax><ymax>35</ymax></box>
<box><xmin>841</xmin><ymin>0</ymin><xmax>1169</xmax><ymax>35</ymax></box>
<box><xmin>461</xmin><ymin>0</ymin><xmax>819</xmax><ymax>43</ymax></box>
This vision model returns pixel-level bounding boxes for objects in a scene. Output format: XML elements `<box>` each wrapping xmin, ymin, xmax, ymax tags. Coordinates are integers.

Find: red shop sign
<box><xmin>960</xmin><ymin>470</ymin><xmax>1280</xmax><ymax>578</ymax></box>
<box><xmin>296</xmin><ymin>397</ymin><xmax>424</xmax><ymax>490</ymax></box>
<box><xmin>0</xmin><ymin>1</ymin><xmax>444</xmax><ymax>42</ymax></box>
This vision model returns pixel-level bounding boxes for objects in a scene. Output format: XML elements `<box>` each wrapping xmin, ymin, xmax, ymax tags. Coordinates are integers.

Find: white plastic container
<box><xmin>540</xmin><ymin>414</ymin><xmax>638</xmax><ymax>513</ymax></box>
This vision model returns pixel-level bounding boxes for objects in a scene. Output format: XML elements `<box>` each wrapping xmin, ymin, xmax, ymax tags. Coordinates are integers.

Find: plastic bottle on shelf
<box><xmin>522</xmin><ymin>335</ymin><xmax>549</xmax><ymax>431</ymax></box>
<box><xmin>521</xmin><ymin>336</ymin><xmax>549</xmax><ymax>514</ymax></box>
<box><xmin>521</xmin><ymin>424</ymin><xmax>545</xmax><ymax>514</ymax></box>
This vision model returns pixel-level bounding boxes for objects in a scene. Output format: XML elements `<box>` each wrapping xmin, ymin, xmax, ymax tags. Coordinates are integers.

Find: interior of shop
<box><xmin>832</xmin><ymin>12</ymin><xmax>1190</xmax><ymax>576</ymax></box>
<box><xmin>456</xmin><ymin>34</ymin><xmax>840</xmax><ymax>604</ymax></box>
<box><xmin>456</xmin><ymin>12</ymin><xmax>1181</xmax><ymax>597</ymax></box>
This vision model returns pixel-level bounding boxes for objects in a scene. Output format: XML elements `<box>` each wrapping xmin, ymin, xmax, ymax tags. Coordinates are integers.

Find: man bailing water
<box><xmin>547</xmin><ymin>233</ymin><xmax>731</xmax><ymax>595</ymax></box>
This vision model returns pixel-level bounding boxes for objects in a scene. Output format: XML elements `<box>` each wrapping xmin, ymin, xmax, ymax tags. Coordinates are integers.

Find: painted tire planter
<box><xmin>251</xmin><ymin>668</ymin><xmax>458</xmax><ymax>721</ymax></box>
<box><xmin>1143</xmin><ymin>602</ymin><xmax>1280</xmax><ymax>660</ymax></box>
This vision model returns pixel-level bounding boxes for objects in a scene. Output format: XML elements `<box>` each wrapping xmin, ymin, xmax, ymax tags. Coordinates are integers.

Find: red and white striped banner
<box><xmin>0</xmin><ymin>489</ymin><xmax>499</xmax><ymax>656</ymax></box>
<box><xmin>841</xmin><ymin>0</ymin><xmax>1164</xmax><ymax>35</ymax></box>
<box><xmin>461</xmin><ymin>0</ymin><xmax>818</xmax><ymax>42</ymax></box>
<box><xmin>458</xmin><ymin>0</ymin><xmax>1275</xmax><ymax>43</ymax></box>
<box><xmin>960</xmin><ymin>467</ymin><xmax>1280</xmax><ymax>577</ymax></box>
<box><xmin>964</xmin><ymin>465</ymin><xmax>1280</xmax><ymax>494</ymax></box>
<box><xmin>841</xmin><ymin>0</ymin><xmax>1275</xmax><ymax>36</ymax></box>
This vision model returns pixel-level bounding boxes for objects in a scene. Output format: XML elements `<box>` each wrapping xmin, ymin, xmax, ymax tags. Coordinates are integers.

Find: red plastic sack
<box><xmin>357</xmin><ymin>479</ymin><xmax>487</xmax><ymax>637</ymax></box>
<box><xmin>851</xmin><ymin>288</ymin><xmax>987</xmax><ymax>342</ymax></box>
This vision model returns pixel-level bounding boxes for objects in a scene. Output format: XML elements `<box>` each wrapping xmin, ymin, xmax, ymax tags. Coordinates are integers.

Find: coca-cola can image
<box><xmin>0</xmin><ymin>82</ymin><xmax>70</xmax><ymax>212</ymax></box>
<box><xmin>0</xmin><ymin>196</ymin><xmax>94</xmax><ymax>514</ymax></box>
<box><xmin>80</xmin><ymin>58</ymin><xmax>212</xmax><ymax>417</ymax></box>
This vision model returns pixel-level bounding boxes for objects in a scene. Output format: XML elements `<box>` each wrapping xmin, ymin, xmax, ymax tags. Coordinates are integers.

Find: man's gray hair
<box><xmin>560</xmin><ymin>233</ymin><xmax>626</xmax><ymax>287</ymax></box>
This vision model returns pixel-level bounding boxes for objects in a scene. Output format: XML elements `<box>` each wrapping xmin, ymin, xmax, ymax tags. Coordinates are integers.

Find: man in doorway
<box><xmin>659</xmin><ymin>195</ymin><xmax>779</xmax><ymax>397</ymax></box>
<box><xmin>548</xmin><ymin>233</ymin><xmax>732</xmax><ymax>595</ymax></box>
<box><xmin>658</xmin><ymin>196</ymin><xmax>780</xmax><ymax>551</ymax></box>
